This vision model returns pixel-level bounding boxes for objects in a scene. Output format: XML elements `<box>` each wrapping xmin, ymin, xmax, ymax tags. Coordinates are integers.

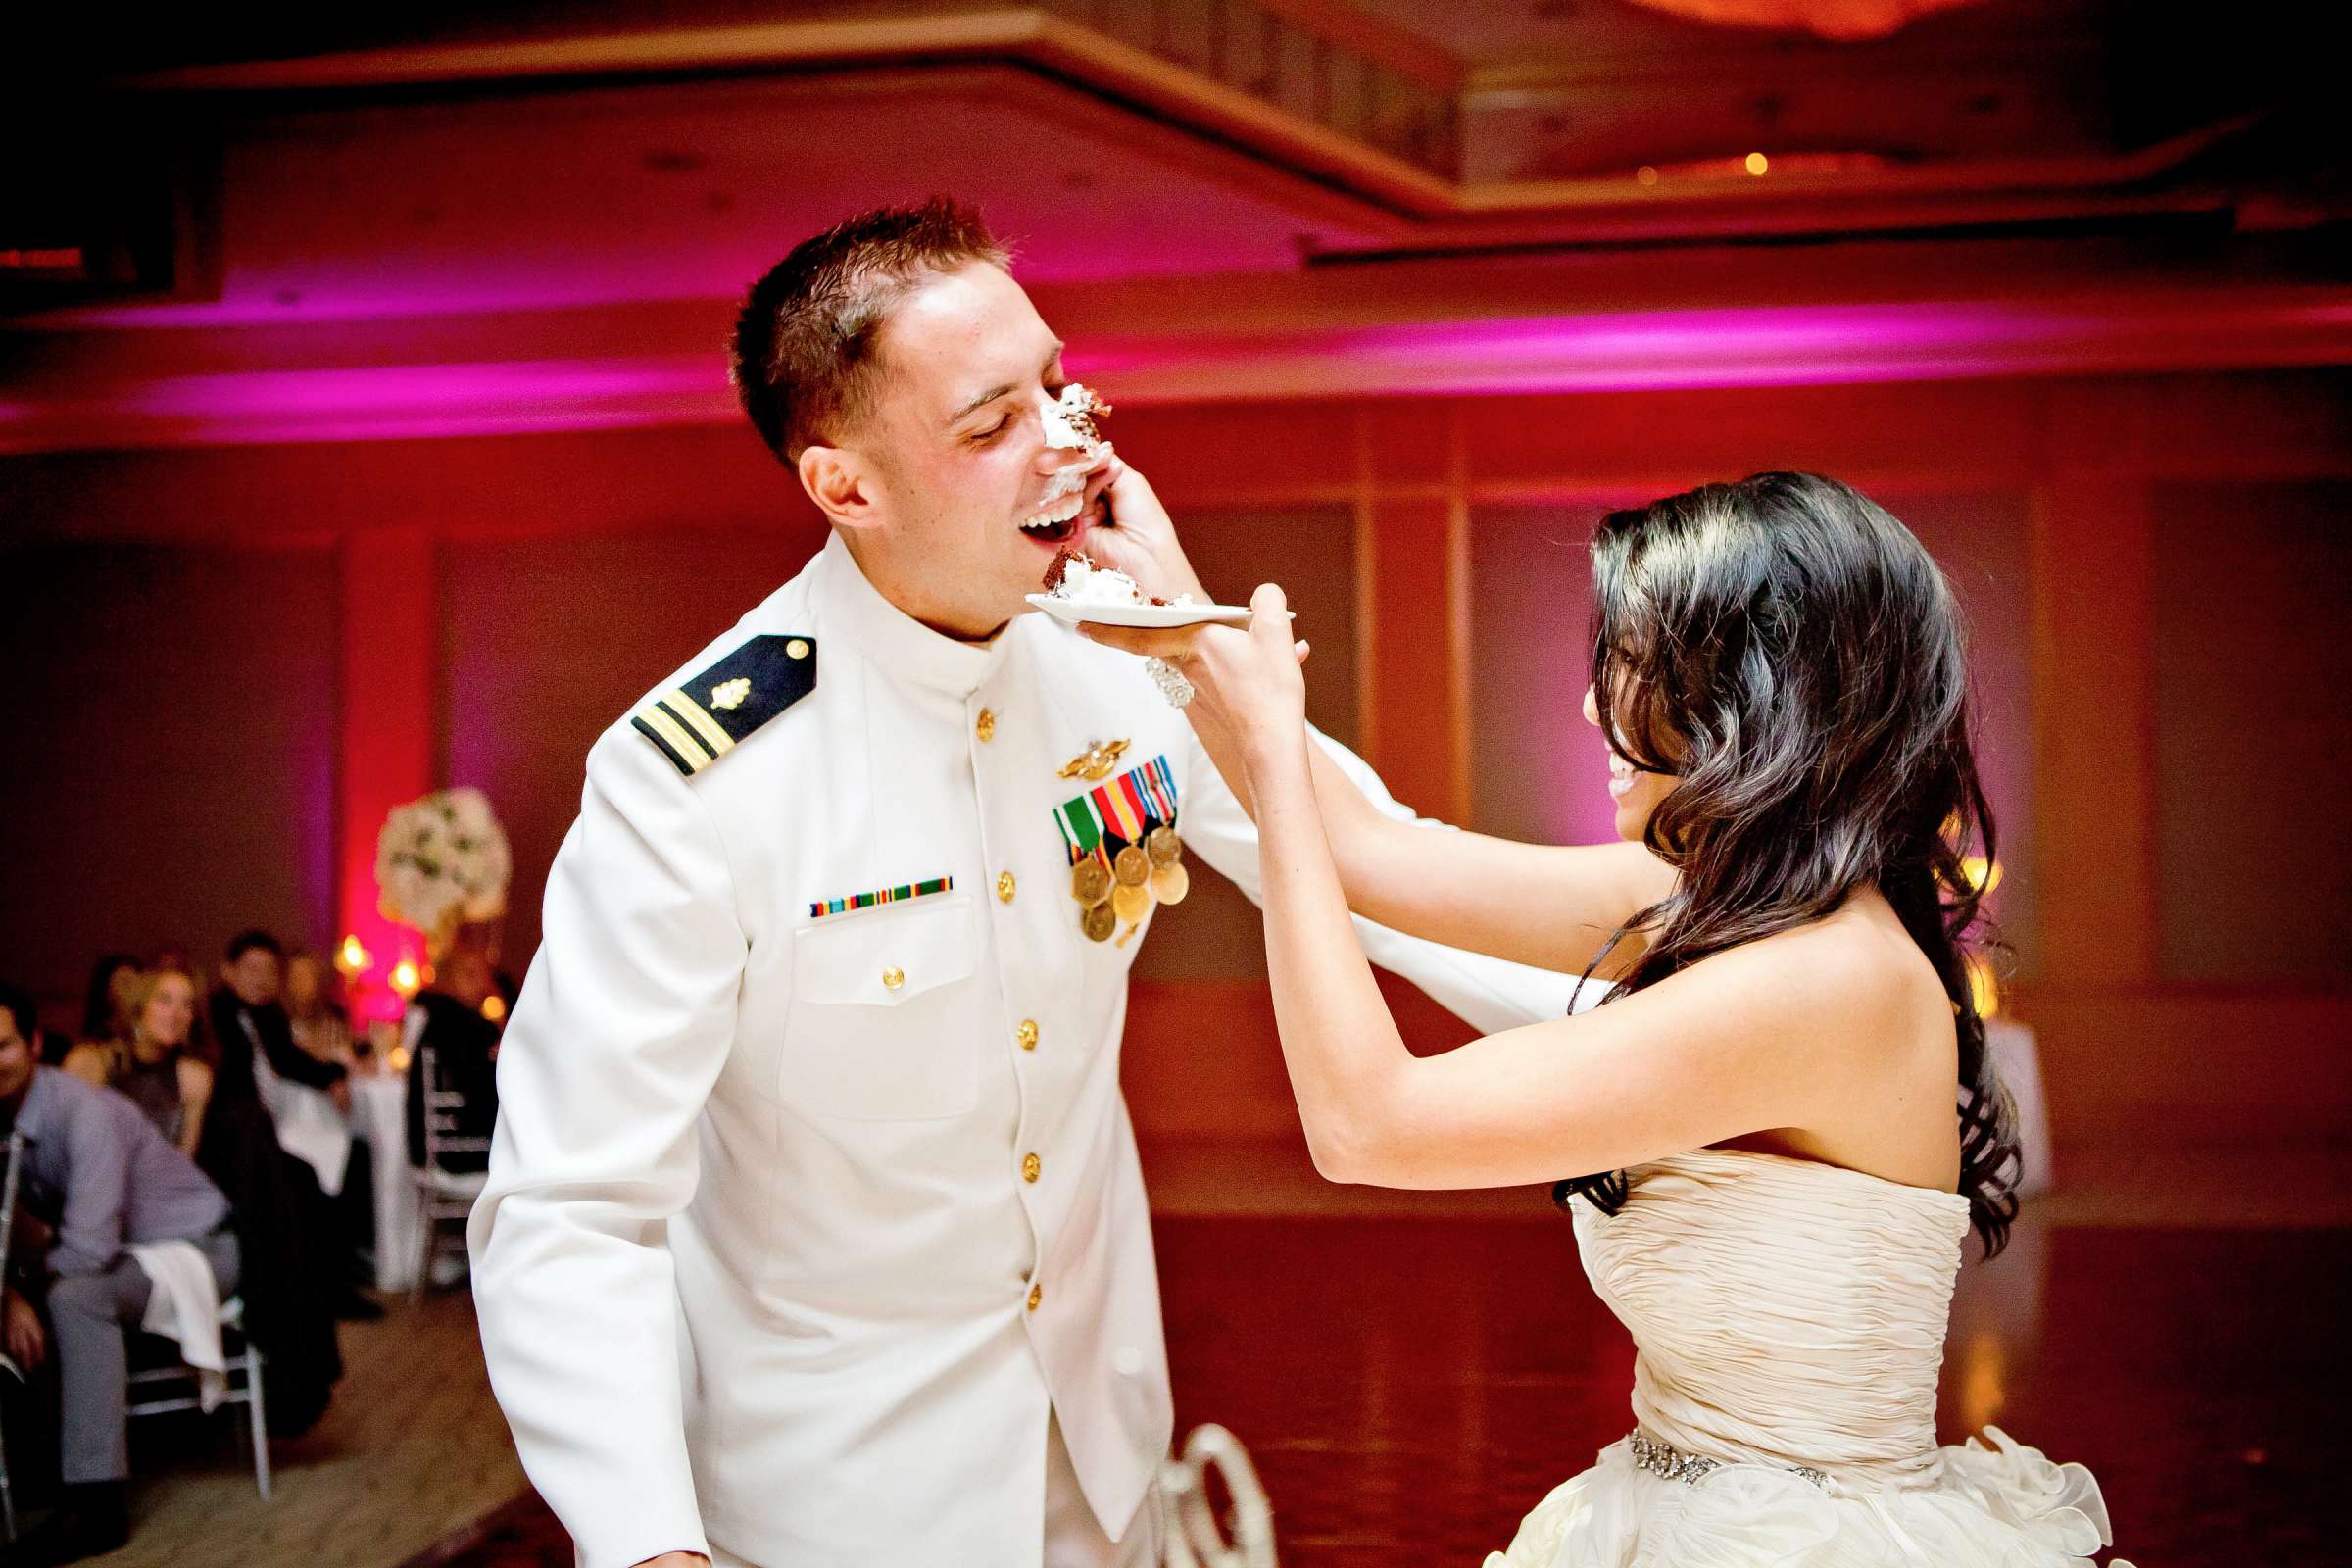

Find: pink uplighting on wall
<box><xmin>111</xmin><ymin>357</ymin><xmax>724</xmax><ymax>446</ymax></box>
<box><xmin>15</xmin><ymin>292</ymin><xmax>2352</xmax><ymax>454</ymax></box>
<box><xmin>1074</xmin><ymin>292</ymin><xmax>2352</xmax><ymax>403</ymax></box>
<box><xmin>337</xmin><ymin>528</ymin><xmax>439</xmax><ymax>1024</ymax></box>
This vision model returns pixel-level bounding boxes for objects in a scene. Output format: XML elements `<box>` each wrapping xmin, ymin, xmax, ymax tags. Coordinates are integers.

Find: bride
<box><xmin>1085</xmin><ymin>471</ymin><xmax>2128</xmax><ymax>1566</ymax></box>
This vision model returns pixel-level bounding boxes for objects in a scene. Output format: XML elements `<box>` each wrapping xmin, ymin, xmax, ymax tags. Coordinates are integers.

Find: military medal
<box><xmin>1054</xmin><ymin>752</ymin><xmax>1187</xmax><ymax>945</ymax></box>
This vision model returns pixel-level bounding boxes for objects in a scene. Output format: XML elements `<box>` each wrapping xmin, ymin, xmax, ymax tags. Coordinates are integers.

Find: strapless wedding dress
<box><xmin>1486</xmin><ymin>1147</ymin><xmax>2128</xmax><ymax>1566</ymax></box>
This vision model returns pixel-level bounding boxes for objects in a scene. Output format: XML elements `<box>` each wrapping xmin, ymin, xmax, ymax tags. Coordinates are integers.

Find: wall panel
<box><xmin>1132</xmin><ymin>502</ymin><xmax>1359</xmax><ymax>985</ymax></box>
<box><xmin>2151</xmin><ymin>480</ymin><xmax>2352</xmax><ymax>986</ymax></box>
<box><xmin>438</xmin><ymin>522</ymin><xmax>828</xmax><ymax>970</ymax></box>
<box><xmin>0</xmin><ymin>542</ymin><xmax>335</xmax><ymax>1016</ymax></box>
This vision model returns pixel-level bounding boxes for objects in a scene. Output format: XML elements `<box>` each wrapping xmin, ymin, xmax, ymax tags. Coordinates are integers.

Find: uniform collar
<box><xmin>812</xmin><ymin>531</ymin><xmax>1012</xmax><ymax>699</ymax></box>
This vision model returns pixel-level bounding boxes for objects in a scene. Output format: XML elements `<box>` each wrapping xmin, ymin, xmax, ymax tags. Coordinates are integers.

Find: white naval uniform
<box><xmin>469</xmin><ymin>533</ymin><xmax>1591</xmax><ymax>1568</ymax></box>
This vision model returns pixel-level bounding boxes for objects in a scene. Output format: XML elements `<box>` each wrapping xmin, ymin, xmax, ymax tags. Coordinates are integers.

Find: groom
<box><xmin>469</xmin><ymin>198</ymin><xmax>1584</xmax><ymax>1568</ymax></box>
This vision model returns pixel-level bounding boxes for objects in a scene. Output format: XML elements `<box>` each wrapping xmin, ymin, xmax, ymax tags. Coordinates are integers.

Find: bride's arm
<box><xmin>1093</xmin><ymin>629</ymin><xmax>1675</xmax><ymax>977</ymax></box>
<box><xmin>1190</xmin><ymin>705</ymin><xmax>1673</xmax><ymax>975</ymax></box>
<box><xmin>1073</xmin><ymin>465</ymin><xmax>1669</xmax><ymax>975</ymax></box>
<box><xmin>1189</xmin><ymin>589</ymin><xmax>1878</xmax><ymax>1188</ymax></box>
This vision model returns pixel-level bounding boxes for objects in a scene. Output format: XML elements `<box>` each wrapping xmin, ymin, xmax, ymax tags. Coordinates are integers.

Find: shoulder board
<box><xmin>630</xmin><ymin>634</ymin><xmax>817</xmax><ymax>778</ymax></box>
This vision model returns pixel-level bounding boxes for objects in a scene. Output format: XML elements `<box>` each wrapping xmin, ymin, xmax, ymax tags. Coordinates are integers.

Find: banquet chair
<box><xmin>1</xmin><ymin>1129</ymin><xmax>24</xmax><ymax>1542</ymax></box>
<box><xmin>123</xmin><ymin>1298</ymin><xmax>271</xmax><ymax>1500</ymax></box>
<box><xmin>1158</xmin><ymin>1424</ymin><xmax>1277</xmax><ymax>1568</ymax></box>
<box><xmin>407</xmin><ymin>1045</ymin><xmax>491</xmax><ymax>1300</ymax></box>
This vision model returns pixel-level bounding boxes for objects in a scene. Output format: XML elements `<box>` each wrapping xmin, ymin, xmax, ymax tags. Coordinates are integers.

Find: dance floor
<box><xmin>406</xmin><ymin>1206</ymin><xmax>2342</xmax><ymax>1568</ymax></box>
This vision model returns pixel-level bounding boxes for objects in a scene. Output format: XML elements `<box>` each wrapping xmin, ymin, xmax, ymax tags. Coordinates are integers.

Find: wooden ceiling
<box><xmin>1</xmin><ymin>0</ymin><xmax>2340</xmax><ymax>452</ymax></box>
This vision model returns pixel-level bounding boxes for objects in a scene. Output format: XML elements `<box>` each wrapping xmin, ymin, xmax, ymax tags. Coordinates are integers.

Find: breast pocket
<box><xmin>781</xmin><ymin>893</ymin><xmax>981</xmax><ymax>1121</ymax></box>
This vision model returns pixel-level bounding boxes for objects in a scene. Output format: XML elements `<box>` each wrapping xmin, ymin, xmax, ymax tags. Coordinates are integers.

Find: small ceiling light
<box><xmin>1744</xmin><ymin>151</ymin><xmax>1770</xmax><ymax>176</ymax></box>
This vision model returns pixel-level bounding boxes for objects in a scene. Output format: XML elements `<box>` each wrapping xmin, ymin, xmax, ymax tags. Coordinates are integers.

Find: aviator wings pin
<box><xmin>1057</xmin><ymin>738</ymin><xmax>1130</xmax><ymax>783</ymax></box>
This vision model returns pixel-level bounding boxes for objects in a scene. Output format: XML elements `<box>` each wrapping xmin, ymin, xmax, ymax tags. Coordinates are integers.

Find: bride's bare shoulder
<box><xmin>1688</xmin><ymin>890</ymin><xmax>1952</xmax><ymax>1054</ymax></box>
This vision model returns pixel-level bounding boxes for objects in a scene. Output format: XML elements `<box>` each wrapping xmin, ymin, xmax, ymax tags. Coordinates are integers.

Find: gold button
<box><xmin>881</xmin><ymin>966</ymin><xmax>905</xmax><ymax>991</ymax></box>
<box><xmin>997</xmin><ymin>870</ymin><xmax>1017</xmax><ymax>904</ymax></box>
<box><xmin>1022</xmin><ymin>1152</ymin><xmax>1042</xmax><ymax>1183</ymax></box>
<box><xmin>786</xmin><ymin>638</ymin><xmax>810</xmax><ymax>660</ymax></box>
<box><xmin>1027</xmin><ymin>1282</ymin><xmax>1043</xmax><ymax>1311</ymax></box>
<box><xmin>975</xmin><ymin>707</ymin><xmax>996</xmax><ymax>742</ymax></box>
<box><xmin>1016</xmin><ymin>1019</ymin><xmax>1039</xmax><ymax>1051</ymax></box>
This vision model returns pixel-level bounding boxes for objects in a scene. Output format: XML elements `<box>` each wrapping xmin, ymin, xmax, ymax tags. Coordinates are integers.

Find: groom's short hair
<box><xmin>730</xmin><ymin>197</ymin><xmax>1010</xmax><ymax>466</ymax></box>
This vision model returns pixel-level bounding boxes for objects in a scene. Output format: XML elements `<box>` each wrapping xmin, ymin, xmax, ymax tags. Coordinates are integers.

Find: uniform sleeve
<box><xmin>466</xmin><ymin>724</ymin><xmax>746</xmax><ymax>1568</ymax></box>
<box><xmin>1181</xmin><ymin>723</ymin><xmax>1592</xmax><ymax>1033</ymax></box>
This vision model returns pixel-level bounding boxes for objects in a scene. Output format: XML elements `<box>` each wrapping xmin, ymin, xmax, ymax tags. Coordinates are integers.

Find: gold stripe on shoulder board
<box><xmin>662</xmin><ymin>687</ymin><xmax>736</xmax><ymax>757</ymax></box>
<box><xmin>638</xmin><ymin>704</ymin><xmax>712</xmax><ymax>771</ymax></box>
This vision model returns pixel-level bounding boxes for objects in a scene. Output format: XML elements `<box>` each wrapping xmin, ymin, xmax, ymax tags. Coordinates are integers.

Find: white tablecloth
<box><xmin>1985</xmin><ymin>1018</ymin><xmax>2051</xmax><ymax>1197</ymax></box>
<box><xmin>350</xmin><ymin>1074</ymin><xmax>422</xmax><ymax>1292</ymax></box>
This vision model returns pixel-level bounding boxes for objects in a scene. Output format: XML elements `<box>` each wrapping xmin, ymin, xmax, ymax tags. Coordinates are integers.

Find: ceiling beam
<box><xmin>91</xmin><ymin>7</ymin><xmax>2278</xmax><ymax>234</ymax></box>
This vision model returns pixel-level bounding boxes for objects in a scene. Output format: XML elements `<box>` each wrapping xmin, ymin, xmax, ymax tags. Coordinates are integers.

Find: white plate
<box><xmin>1026</xmin><ymin>594</ymin><xmax>1287</xmax><ymax>629</ymax></box>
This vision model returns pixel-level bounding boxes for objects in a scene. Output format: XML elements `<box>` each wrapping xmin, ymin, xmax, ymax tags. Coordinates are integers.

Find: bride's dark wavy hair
<box><xmin>1556</xmin><ymin>471</ymin><xmax>2022</xmax><ymax>1256</ymax></box>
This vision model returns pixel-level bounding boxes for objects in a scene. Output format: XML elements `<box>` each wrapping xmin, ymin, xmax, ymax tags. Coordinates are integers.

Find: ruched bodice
<box><xmin>1573</xmin><ymin>1147</ymin><xmax>1966</xmax><ymax>1485</ymax></box>
<box><xmin>1488</xmin><ymin>1146</ymin><xmax>2129</xmax><ymax>1566</ymax></box>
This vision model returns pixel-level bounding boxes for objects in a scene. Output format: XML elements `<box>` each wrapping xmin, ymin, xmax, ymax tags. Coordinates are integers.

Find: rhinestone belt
<box><xmin>1629</xmin><ymin>1429</ymin><xmax>1829</xmax><ymax>1489</ymax></box>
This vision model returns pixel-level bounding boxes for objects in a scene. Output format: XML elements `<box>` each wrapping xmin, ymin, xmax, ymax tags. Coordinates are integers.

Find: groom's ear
<box><xmin>799</xmin><ymin>444</ymin><xmax>880</xmax><ymax>532</ymax></box>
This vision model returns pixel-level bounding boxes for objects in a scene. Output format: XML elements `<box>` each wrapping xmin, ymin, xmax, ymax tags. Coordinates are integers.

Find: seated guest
<box><xmin>204</xmin><ymin>930</ymin><xmax>377</xmax><ymax>1324</ymax></box>
<box><xmin>0</xmin><ymin>980</ymin><xmax>239</xmax><ymax>1564</ymax></box>
<box><xmin>405</xmin><ymin>950</ymin><xmax>502</xmax><ymax>1176</ymax></box>
<box><xmin>282</xmin><ymin>951</ymin><xmax>377</xmax><ymax>1293</ymax></box>
<box><xmin>208</xmin><ymin>931</ymin><xmax>349</xmax><ymax>1113</ymax></box>
<box><xmin>64</xmin><ymin>956</ymin><xmax>137</xmax><ymax>1068</ymax></box>
<box><xmin>283</xmin><ymin>951</ymin><xmax>358</xmax><ymax>1070</ymax></box>
<box><xmin>188</xmin><ymin>1093</ymin><xmax>349</xmax><ymax>1433</ymax></box>
<box><xmin>210</xmin><ymin>931</ymin><xmax>358</xmax><ymax>1200</ymax></box>
<box><xmin>63</xmin><ymin>964</ymin><xmax>214</xmax><ymax>1158</ymax></box>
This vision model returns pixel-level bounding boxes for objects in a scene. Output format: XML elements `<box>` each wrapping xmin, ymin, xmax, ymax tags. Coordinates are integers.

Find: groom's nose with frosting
<box><xmin>1035</xmin><ymin>443</ymin><xmax>1110</xmax><ymax>490</ymax></box>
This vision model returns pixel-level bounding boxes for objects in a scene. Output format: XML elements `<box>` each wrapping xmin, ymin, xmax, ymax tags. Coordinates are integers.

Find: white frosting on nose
<box><xmin>1039</xmin><ymin>382</ymin><xmax>1108</xmax><ymax>451</ymax></box>
<box><xmin>1036</xmin><ymin>383</ymin><xmax>1112</xmax><ymax>507</ymax></box>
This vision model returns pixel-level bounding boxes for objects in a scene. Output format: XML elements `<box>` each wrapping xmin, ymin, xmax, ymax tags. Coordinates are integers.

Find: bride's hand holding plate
<box><xmin>1080</xmin><ymin>583</ymin><xmax>1309</xmax><ymax>755</ymax></box>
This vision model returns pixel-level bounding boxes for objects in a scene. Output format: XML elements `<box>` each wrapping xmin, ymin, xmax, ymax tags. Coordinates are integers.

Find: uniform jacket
<box><xmin>470</xmin><ymin>534</ymin><xmax>1588</xmax><ymax>1568</ymax></box>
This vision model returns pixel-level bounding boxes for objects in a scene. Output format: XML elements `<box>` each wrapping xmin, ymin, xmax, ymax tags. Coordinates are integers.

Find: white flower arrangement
<box><xmin>375</xmin><ymin>787</ymin><xmax>512</xmax><ymax>956</ymax></box>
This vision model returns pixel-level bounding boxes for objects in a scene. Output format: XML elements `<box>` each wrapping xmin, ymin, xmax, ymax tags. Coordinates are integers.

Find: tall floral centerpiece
<box><xmin>375</xmin><ymin>787</ymin><xmax>513</xmax><ymax>967</ymax></box>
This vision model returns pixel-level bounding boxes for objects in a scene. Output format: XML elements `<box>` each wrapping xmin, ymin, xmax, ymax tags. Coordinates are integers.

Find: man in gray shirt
<box><xmin>2</xmin><ymin>980</ymin><xmax>239</xmax><ymax>1563</ymax></box>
